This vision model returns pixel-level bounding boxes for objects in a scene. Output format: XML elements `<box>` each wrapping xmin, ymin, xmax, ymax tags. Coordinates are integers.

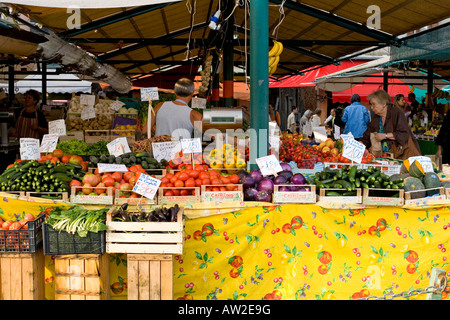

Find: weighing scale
<box><xmin>0</xmin><ymin>111</ymin><xmax>14</xmax><ymax>147</ymax></box>
<box><xmin>202</xmin><ymin>108</ymin><xmax>243</xmax><ymax>133</ymax></box>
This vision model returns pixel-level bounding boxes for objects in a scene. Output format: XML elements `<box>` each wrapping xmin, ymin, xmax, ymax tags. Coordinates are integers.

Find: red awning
<box><xmin>269</xmin><ymin>60</ymin><xmax>367</xmax><ymax>88</ymax></box>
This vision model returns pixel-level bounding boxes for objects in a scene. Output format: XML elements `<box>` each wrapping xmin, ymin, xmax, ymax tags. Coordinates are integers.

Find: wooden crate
<box><xmin>26</xmin><ymin>192</ymin><xmax>69</xmax><ymax>202</ymax></box>
<box><xmin>127</xmin><ymin>253</ymin><xmax>174</xmax><ymax>300</ymax></box>
<box><xmin>70</xmin><ymin>186</ymin><xmax>114</xmax><ymax>205</ymax></box>
<box><xmin>201</xmin><ymin>184</ymin><xmax>243</xmax><ymax>203</ymax></box>
<box><xmin>106</xmin><ymin>205</ymin><xmax>184</xmax><ymax>254</ymax></box>
<box><xmin>362</xmin><ymin>188</ymin><xmax>404</xmax><ymax>206</ymax></box>
<box><xmin>59</xmin><ymin>131</ymin><xmax>84</xmax><ymax>142</ymax></box>
<box><xmin>0</xmin><ymin>248</ymin><xmax>45</xmax><ymax>300</ymax></box>
<box><xmin>111</xmin><ymin>130</ymin><xmax>136</xmax><ymax>145</ymax></box>
<box><xmin>84</xmin><ymin>130</ymin><xmax>111</xmax><ymax>144</ymax></box>
<box><xmin>158</xmin><ymin>187</ymin><xmax>200</xmax><ymax>205</ymax></box>
<box><xmin>54</xmin><ymin>254</ymin><xmax>110</xmax><ymax>300</ymax></box>
<box><xmin>405</xmin><ymin>187</ymin><xmax>446</xmax><ymax>205</ymax></box>
<box><xmin>273</xmin><ymin>184</ymin><xmax>316</xmax><ymax>204</ymax></box>
<box><xmin>114</xmin><ymin>189</ymin><xmax>157</xmax><ymax>205</ymax></box>
<box><xmin>318</xmin><ymin>188</ymin><xmax>362</xmax><ymax>204</ymax></box>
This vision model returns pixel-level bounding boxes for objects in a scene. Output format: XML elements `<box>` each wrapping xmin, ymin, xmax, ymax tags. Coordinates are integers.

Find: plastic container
<box><xmin>0</xmin><ymin>213</ymin><xmax>45</xmax><ymax>253</ymax></box>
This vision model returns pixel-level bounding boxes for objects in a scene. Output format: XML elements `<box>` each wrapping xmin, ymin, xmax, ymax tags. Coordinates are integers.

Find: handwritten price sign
<box><xmin>97</xmin><ymin>163</ymin><xmax>128</xmax><ymax>173</ymax></box>
<box><xmin>109</xmin><ymin>100</ymin><xmax>125</xmax><ymax>112</ymax></box>
<box><xmin>80</xmin><ymin>94</ymin><xmax>96</xmax><ymax>106</ymax></box>
<box><xmin>107</xmin><ymin>137</ymin><xmax>131</xmax><ymax>157</ymax></box>
<box><xmin>408</xmin><ymin>156</ymin><xmax>434</xmax><ymax>173</ymax></box>
<box><xmin>81</xmin><ymin>105</ymin><xmax>96</xmax><ymax>120</ymax></box>
<box><xmin>132</xmin><ymin>173</ymin><xmax>161</xmax><ymax>200</ymax></box>
<box><xmin>342</xmin><ymin>137</ymin><xmax>366</xmax><ymax>164</ymax></box>
<box><xmin>40</xmin><ymin>134</ymin><xmax>59</xmax><ymax>153</ymax></box>
<box><xmin>152</xmin><ymin>141</ymin><xmax>181</xmax><ymax>162</ymax></box>
<box><xmin>140</xmin><ymin>87</ymin><xmax>159</xmax><ymax>102</ymax></box>
<box><xmin>48</xmin><ymin>119</ymin><xmax>66</xmax><ymax>136</ymax></box>
<box><xmin>20</xmin><ymin>138</ymin><xmax>40</xmax><ymax>160</ymax></box>
<box><xmin>256</xmin><ymin>155</ymin><xmax>283</xmax><ymax>176</ymax></box>
<box><xmin>181</xmin><ymin>138</ymin><xmax>202</xmax><ymax>154</ymax></box>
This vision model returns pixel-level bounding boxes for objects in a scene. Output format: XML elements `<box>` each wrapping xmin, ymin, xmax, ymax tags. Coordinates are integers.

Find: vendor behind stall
<box><xmin>145</xmin><ymin>78</ymin><xmax>202</xmax><ymax>139</ymax></box>
<box><xmin>11</xmin><ymin>89</ymin><xmax>48</xmax><ymax>139</ymax></box>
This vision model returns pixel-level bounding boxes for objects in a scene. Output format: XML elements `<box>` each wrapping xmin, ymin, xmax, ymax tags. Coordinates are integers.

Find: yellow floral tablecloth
<box><xmin>0</xmin><ymin>193</ymin><xmax>449</xmax><ymax>300</ymax></box>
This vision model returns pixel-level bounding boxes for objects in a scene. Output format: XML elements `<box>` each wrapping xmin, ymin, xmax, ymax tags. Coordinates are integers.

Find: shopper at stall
<box><xmin>341</xmin><ymin>94</ymin><xmax>370</xmax><ymax>139</ymax></box>
<box><xmin>286</xmin><ymin>106</ymin><xmax>298</xmax><ymax>133</ymax></box>
<box><xmin>11</xmin><ymin>89</ymin><xmax>48</xmax><ymax>139</ymax></box>
<box><xmin>299</xmin><ymin>109</ymin><xmax>313</xmax><ymax>138</ymax></box>
<box><xmin>324</xmin><ymin>108</ymin><xmax>336</xmax><ymax>128</ymax></box>
<box><xmin>269</xmin><ymin>103</ymin><xmax>281</xmax><ymax>128</ymax></box>
<box><xmin>361</xmin><ymin>89</ymin><xmax>420</xmax><ymax>159</ymax></box>
<box><xmin>435</xmin><ymin>111</ymin><xmax>450</xmax><ymax>165</ymax></box>
<box><xmin>145</xmin><ymin>78</ymin><xmax>202</xmax><ymax>139</ymax></box>
<box><xmin>394</xmin><ymin>94</ymin><xmax>411</xmax><ymax>118</ymax></box>
<box><xmin>408</xmin><ymin>92</ymin><xmax>420</xmax><ymax>118</ymax></box>
<box><xmin>311</xmin><ymin>108</ymin><xmax>322</xmax><ymax>127</ymax></box>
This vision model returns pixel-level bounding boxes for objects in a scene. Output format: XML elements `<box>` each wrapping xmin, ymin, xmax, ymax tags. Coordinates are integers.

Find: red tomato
<box><xmin>229</xmin><ymin>174</ymin><xmax>240</xmax><ymax>184</ymax></box>
<box><xmin>201</xmin><ymin>178</ymin><xmax>211</xmax><ymax>185</ymax></box>
<box><xmin>188</xmin><ymin>170</ymin><xmax>200</xmax><ymax>179</ymax></box>
<box><xmin>164</xmin><ymin>190</ymin><xmax>174</xmax><ymax>196</ymax></box>
<box><xmin>185</xmin><ymin>178</ymin><xmax>196</xmax><ymax>188</ymax></box>
<box><xmin>195</xmin><ymin>178</ymin><xmax>203</xmax><ymax>187</ymax></box>
<box><xmin>160</xmin><ymin>177</ymin><xmax>170</xmax><ymax>184</ymax></box>
<box><xmin>174</xmin><ymin>180</ymin><xmax>184</xmax><ymax>188</ymax></box>
<box><xmin>199</xmin><ymin>172</ymin><xmax>209</xmax><ymax>180</ymax></box>
<box><xmin>180</xmin><ymin>189</ymin><xmax>189</xmax><ymax>196</ymax></box>
<box><xmin>211</xmin><ymin>178</ymin><xmax>222</xmax><ymax>185</ymax></box>
<box><xmin>220</xmin><ymin>176</ymin><xmax>231</xmax><ymax>184</ymax></box>
<box><xmin>172</xmin><ymin>189</ymin><xmax>180</xmax><ymax>196</ymax></box>
<box><xmin>212</xmin><ymin>187</ymin><xmax>220</xmax><ymax>191</ymax></box>
<box><xmin>220</xmin><ymin>186</ymin><xmax>227</xmax><ymax>191</ymax></box>
<box><xmin>178</xmin><ymin>172</ymin><xmax>190</xmax><ymax>182</ymax></box>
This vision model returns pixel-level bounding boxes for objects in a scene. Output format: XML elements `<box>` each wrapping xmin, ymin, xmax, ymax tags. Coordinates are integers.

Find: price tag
<box><xmin>312</xmin><ymin>126</ymin><xmax>327</xmax><ymax>142</ymax></box>
<box><xmin>48</xmin><ymin>119</ymin><xmax>66</xmax><ymax>136</ymax></box>
<box><xmin>255</xmin><ymin>155</ymin><xmax>283</xmax><ymax>176</ymax></box>
<box><xmin>40</xmin><ymin>134</ymin><xmax>59</xmax><ymax>153</ymax></box>
<box><xmin>97</xmin><ymin>163</ymin><xmax>128</xmax><ymax>173</ymax></box>
<box><xmin>140</xmin><ymin>87</ymin><xmax>159</xmax><ymax>102</ymax></box>
<box><xmin>152</xmin><ymin>141</ymin><xmax>181</xmax><ymax>162</ymax></box>
<box><xmin>132</xmin><ymin>173</ymin><xmax>161</xmax><ymax>200</ymax></box>
<box><xmin>109</xmin><ymin>100</ymin><xmax>125</xmax><ymax>112</ymax></box>
<box><xmin>191</xmin><ymin>97</ymin><xmax>207</xmax><ymax>109</ymax></box>
<box><xmin>80</xmin><ymin>94</ymin><xmax>96</xmax><ymax>106</ymax></box>
<box><xmin>180</xmin><ymin>138</ymin><xmax>202</xmax><ymax>154</ymax></box>
<box><xmin>81</xmin><ymin>105</ymin><xmax>96</xmax><ymax>120</ymax></box>
<box><xmin>408</xmin><ymin>156</ymin><xmax>434</xmax><ymax>173</ymax></box>
<box><xmin>340</xmin><ymin>132</ymin><xmax>354</xmax><ymax>144</ymax></box>
<box><xmin>19</xmin><ymin>138</ymin><xmax>40</xmax><ymax>160</ymax></box>
<box><xmin>107</xmin><ymin>137</ymin><xmax>131</xmax><ymax>157</ymax></box>
<box><xmin>342</xmin><ymin>137</ymin><xmax>366</xmax><ymax>164</ymax></box>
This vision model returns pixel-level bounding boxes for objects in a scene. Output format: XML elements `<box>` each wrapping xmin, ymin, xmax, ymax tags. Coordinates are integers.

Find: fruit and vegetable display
<box><xmin>67</xmin><ymin>115</ymin><xmax>113</xmax><ymax>132</ymax></box>
<box><xmin>241</xmin><ymin>163</ymin><xmax>308</xmax><ymax>202</ymax></box>
<box><xmin>46</xmin><ymin>206</ymin><xmax>108</xmax><ymax>237</ymax></box>
<box><xmin>56</xmin><ymin>139</ymin><xmax>109</xmax><ymax>156</ymax></box>
<box><xmin>205</xmin><ymin>143</ymin><xmax>247</xmax><ymax>173</ymax></box>
<box><xmin>130</xmin><ymin>135</ymin><xmax>173</xmax><ymax>154</ymax></box>
<box><xmin>0</xmin><ymin>159</ymin><xmax>86</xmax><ymax>194</ymax></box>
<box><xmin>0</xmin><ymin>212</ymin><xmax>42</xmax><ymax>252</ymax></box>
<box><xmin>68</xmin><ymin>96</ymin><xmax>116</xmax><ymax>115</ymax></box>
<box><xmin>110</xmin><ymin>203</ymin><xmax>180</xmax><ymax>222</ymax></box>
<box><xmin>88</xmin><ymin>152</ymin><xmax>167</xmax><ymax>169</ymax></box>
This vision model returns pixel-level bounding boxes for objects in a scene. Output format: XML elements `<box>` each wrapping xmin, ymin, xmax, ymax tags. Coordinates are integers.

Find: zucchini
<box><xmin>348</xmin><ymin>166</ymin><xmax>357</xmax><ymax>182</ymax></box>
<box><xmin>136</xmin><ymin>152</ymin><xmax>151</xmax><ymax>158</ymax></box>
<box><xmin>343</xmin><ymin>191</ymin><xmax>357</xmax><ymax>196</ymax></box>
<box><xmin>50</xmin><ymin>173</ymin><xmax>72</xmax><ymax>183</ymax></box>
<box><xmin>367</xmin><ymin>171</ymin><xmax>380</xmax><ymax>183</ymax></box>
<box><xmin>325</xmin><ymin>191</ymin><xmax>342</xmax><ymax>196</ymax></box>
<box><xmin>335</xmin><ymin>179</ymin><xmax>352</xmax><ymax>191</ymax></box>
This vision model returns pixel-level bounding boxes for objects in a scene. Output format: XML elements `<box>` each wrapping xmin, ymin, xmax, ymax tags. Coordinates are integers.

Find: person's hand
<box><xmin>375</xmin><ymin>132</ymin><xmax>387</xmax><ymax>141</ymax></box>
<box><xmin>436</xmin><ymin>147</ymin><xmax>442</xmax><ymax>159</ymax></box>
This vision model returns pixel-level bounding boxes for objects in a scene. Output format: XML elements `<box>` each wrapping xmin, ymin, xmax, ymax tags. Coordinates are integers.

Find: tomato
<box><xmin>160</xmin><ymin>182</ymin><xmax>167</xmax><ymax>188</ymax></box>
<box><xmin>201</xmin><ymin>178</ymin><xmax>211</xmax><ymax>185</ymax></box>
<box><xmin>164</xmin><ymin>190</ymin><xmax>174</xmax><ymax>196</ymax></box>
<box><xmin>220</xmin><ymin>186</ymin><xmax>227</xmax><ymax>191</ymax></box>
<box><xmin>185</xmin><ymin>178</ymin><xmax>196</xmax><ymax>188</ymax></box>
<box><xmin>229</xmin><ymin>174</ymin><xmax>240</xmax><ymax>184</ymax></box>
<box><xmin>220</xmin><ymin>176</ymin><xmax>231</xmax><ymax>184</ymax></box>
<box><xmin>165</xmin><ymin>173</ymin><xmax>174</xmax><ymax>180</ymax></box>
<box><xmin>160</xmin><ymin>177</ymin><xmax>170</xmax><ymax>184</ymax></box>
<box><xmin>212</xmin><ymin>187</ymin><xmax>220</xmax><ymax>191</ymax></box>
<box><xmin>170</xmin><ymin>175</ymin><xmax>178</xmax><ymax>184</ymax></box>
<box><xmin>195</xmin><ymin>178</ymin><xmax>203</xmax><ymax>187</ymax></box>
<box><xmin>178</xmin><ymin>172</ymin><xmax>190</xmax><ymax>182</ymax></box>
<box><xmin>199</xmin><ymin>172</ymin><xmax>210</xmax><ymax>180</ymax></box>
<box><xmin>211</xmin><ymin>178</ymin><xmax>222</xmax><ymax>185</ymax></box>
<box><xmin>226</xmin><ymin>184</ymin><xmax>235</xmax><ymax>191</ymax></box>
<box><xmin>209</xmin><ymin>170</ymin><xmax>220</xmax><ymax>178</ymax></box>
<box><xmin>111</xmin><ymin>172</ymin><xmax>123</xmax><ymax>182</ymax></box>
<box><xmin>70</xmin><ymin>180</ymin><xmax>82</xmax><ymax>188</ymax></box>
<box><xmin>174</xmin><ymin>180</ymin><xmax>184</xmax><ymax>188</ymax></box>
<box><xmin>188</xmin><ymin>170</ymin><xmax>200</xmax><ymax>179</ymax></box>
<box><xmin>205</xmin><ymin>187</ymin><xmax>212</xmax><ymax>192</ymax></box>
<box><xmin>10</xmin><ymin>221</ymin><xmax>21</xmax><ymax>230</ymax></box>
<box><xmin>180</xmin><ymin>189</ymin><xmax>189</xmax><ymax>196</ymax></box>
<box><xmin>166</xmin><ymin>183</ymin><xmax>174</xmax><ymax>188</ymax></box>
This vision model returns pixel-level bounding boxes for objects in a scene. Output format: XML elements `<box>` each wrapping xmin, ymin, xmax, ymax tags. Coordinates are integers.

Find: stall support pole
<box><xmin>42</xmin><ymin>62</ymin><xmax>47</xmax><ymax>105</ymax></box>
<box><xmin>8</xmin><ymin>56</ymin><xmax>14</xmax><ymax>106</ymax></box>
<box><xmin>211</xmin><ymin>50</ymin><xmax>220</xmax><ymax>107</ymax></box>
<box><xmin>383</xmin><ymin>71</ymin><xmax>388</xmax><ymax>92</ymax></box>
<box><xmin>223</xmin><ymin>1</ymin><xmax>235</xmax><ymax>108</ymax></box>
<box><xmin>249</xmin><ymin>0</ymin><xmax>269</xmax><ymax>170</ymax></box>
<box><xmin>427</xmin><ymin>60</ymin><xmax>434</xmax><ymax>108</ymax></box>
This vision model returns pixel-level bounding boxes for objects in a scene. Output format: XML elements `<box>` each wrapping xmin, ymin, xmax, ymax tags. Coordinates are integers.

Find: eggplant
<box><xmin>155</xmin><ymin>208</ymin><xmax>167</xmax><ymax>221</ymax></box>
<box><xmin>171</xmin><ymin>204</ymin><xmax>180</xmax><ymax>222</ymax></box>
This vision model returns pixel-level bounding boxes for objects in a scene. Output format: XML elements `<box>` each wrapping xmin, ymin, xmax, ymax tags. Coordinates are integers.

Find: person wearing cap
<box><xmin>341</xmin><ymin>94</ymin><xmax>370</xmax><ymax>139</ymax></box>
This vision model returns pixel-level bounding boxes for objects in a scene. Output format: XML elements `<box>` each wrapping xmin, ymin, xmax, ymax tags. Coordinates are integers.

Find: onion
<box><xmin>257</xmin><ymin>178</ymin><xmax>274</xmax><ymax>193</ymax></box>
<box><xmin>291</xmin><ymin>173</ymin><xmax>306</xmax><ymax>185</ymax></box>
<box><xmin>278</xmin><ymin>170</ymin><xmax>293</xmax><ymax>181</ymax></box>
<box><xmin>254</xmin><ymin>190</ymin><xmax>272</xmax><ymax>202</ymax></box>
<box><xmin>238</xmin><ymin>170</ymin><xmax>249</xmax><ymax>180</ymax></box>
<box><xmin>250</xmin><ymin>169</ymin><xmax>263</xmax><ymax>184</ymax></box>
<box><xmin>279</xmin><ymin>186</ymin><xmax>291</xmax><ymax>192</ymax></box>
<box><xmin>240</xmin><ymin>175</ymin><xmax>256</xmax><ymax>189</ymax></box>
<box><xmin>273</xmin><ymin>175</ymin><xmax>287</xmax><ymax>185</ymax></box>
<box><xmin>244</xmin><ymin>188</ymin><xmax>258</xmax><ymax>201</ymax></box>
<box><xmin>280</xmin><ymin>162</ymin><xmax>292</xmax><ymax>172</ymax></box>
<box><xmin>290</xmin><ymin>185</ymin><xmax>301</xmax><ymax>192</ymax></box>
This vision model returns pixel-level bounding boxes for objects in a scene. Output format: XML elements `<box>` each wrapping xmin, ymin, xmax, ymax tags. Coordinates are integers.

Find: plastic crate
<box><xmin>0</xmin><ymin>213</ymin><xmax>45</xmax><ymax>253</ymax></box>
<box><xmin>43</xmin><ymin>223</ymin><xmax>106</xmax><ymax>255</ymax></box>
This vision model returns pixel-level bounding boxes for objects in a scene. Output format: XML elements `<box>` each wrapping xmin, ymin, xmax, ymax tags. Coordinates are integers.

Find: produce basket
<box><xmin>43</xmin><ymin>223</ymin><xmax>106</xmax><ymax>255</ymax></box>
<box><xmin>114</xmin><ymin>189</ymin><xmax>157</xmax><ymax>205</ymax></box>
<box><xmin>323</xmin><ymin>162</ymin><xmax>401</xmax><ymax>176</ymax></box>
<box><xmin>0</xmin><ymin>213</ymin><xmax>45</xmax><ymax>253</ymax></box>
<box><xmin>362</xmin><ymin>188</ymin><xmax>404</xmax><ymax>206</ymax></box>
<box><xmin>296</xmin><ymin>158</ymin><xmax>317</xmax><ymax>169</ymax></box>
<box><xmin>70</xmin><ymin>186</ymin><xmax>114</xmax><ymax>205</ymax></box>
<box><xmin>405</xmin><ymin>187</ymin><xmax>446</xmax><ymax>205</ymax></box>
<box><xmin>273</xmin><ymin>184</ymin><xmax>316</xmax><ymax>204</ymax></box>
<box><xmin>318</xmin><ymin>188</ymin><xmax>362</xmax><ymax>204</ymax></box>
<box><xmin>158</xmin><ymin>187</ymin><xmax>200</xmax><ymax>205</ymax></box>
<box><xmin>105</xmin><ymin>204</ymin><xmax>184</xmax><ymax>254</ymax></box>
<box><xmin>200</xmin><ymin>184</ymin><xmax>243</xmax><ymax>203</ymax></box>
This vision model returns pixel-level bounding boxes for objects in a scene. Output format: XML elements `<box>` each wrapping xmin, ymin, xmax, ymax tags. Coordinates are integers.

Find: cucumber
<box><xmin>335</xmin><ymin>179</ymin><xmax>352</xmax><ymax>191</ymax></box>
<box><xmin>343</xmin><ymin>191</ymin><xmax>357</xmax><ymax>196</ymax></box>
<box><xmin>136</xmin><ymin>152</ymin><xmax>151</xmax><ymax>158</ymax></box>
<box><xmin>348</xmin><ymin>166</ymin><xmax>357</xmax><ymax>182</ymax></box>
<box><xmin>51</xmin><ymin>173</ymin><xmax>72</xmax><ymax>183</ymax></box>
<box><xmin>325</xmin><ymin>191</ymin><xmax>342</xmax><ymax>196</ymax></box>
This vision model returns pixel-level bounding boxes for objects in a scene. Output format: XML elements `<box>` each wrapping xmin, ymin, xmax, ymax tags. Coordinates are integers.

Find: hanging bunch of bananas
<box><xmin>268</xmin><ymin>40</ymin><xmax>283</xmax><ymax>76</ymax></box>
<box><xmin>431</xmin><ymin>87</ymin><xmax>450</xmax><ymax>100</ymax></box>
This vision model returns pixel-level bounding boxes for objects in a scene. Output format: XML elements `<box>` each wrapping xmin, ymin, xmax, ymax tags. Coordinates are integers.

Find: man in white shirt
<box><xmin>287</xmin><ymin>106</ymin><xmax>298</xmax><ymax>133</ymax></box>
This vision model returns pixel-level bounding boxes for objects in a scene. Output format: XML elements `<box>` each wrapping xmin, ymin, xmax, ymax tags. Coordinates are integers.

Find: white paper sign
<box><xmin>342</xmin><ymin>137</ymin><xmax>366</xmax><ymax>164</ymax></box>
<box><xmin>180</xmin><ymin>138</ymin><xmax>202</xmax><ymax>154</ymax></box>
<box><xmin>312</xmin><ymin>126</ymin><xmax>327</xmax><ymax>142</ymax></box>
<box><xmin>408</xmin><ymin>156</ymin><xmax>434</xmax><ymax>173</ymax></box>
<box><xmin>109</xmin><ymin>100</ymin><xmax>125</xmax><ymax>112</ymax></box>
<box><xmin>81</xmin><ymin>105</ymin><xmax>96</xmax><ymax>120</ymax></box>
<box><xmin>256</xmin><ymin>155</ymin><xmax>283</xmax><ymax>176</ymax></box>
<box><xmin>191</xmin><ymin>97</ymin><xmax>207</xmax><ymax>109</ymax></box>
<box><xmin>107</xmin><ymin>137</ymin><xmax>131</xmax><ymax>157</ymax></box>
<box><xmin>80</xmin><ymin>94</ymin><xmax>96</xmax><ymax>106</ymax></box>
<box><xmin>132</xmin><ymin>173</ymin><xmax>161</xmax><ymax>200</ymax></box>
<box><xmin>97</xmin><ymin>163</ymin><xmax>128</xmax><ymax>173</ymax></box>
<box><xmin>269</xmin><ymin>135</ymin><xmax>280</xmax><ymax>148</ymax></box>
<box><xmin>334</xmin><ymin>125</ymin><xmax>340</xmax><ymax>140</ymax></box>
<box><xmin>48</xmin><ymin>119</ymin><xmax>66</xmax><ymax>136</ymax></box>
<box><xmin>40</xmin><ymin>134</ymin><xmax>59</xmax><ymax>153</ymax></box>
<box><xmin>20</xmin><ymin>138</ymin><xmax>40</xmax><ymax>160</ymax></box>
<box><xmin>152</xmin><ymin>141</ymin><xmax>181</xmax><ymax>162</ymax></box>
<box><xmin>140</xmin><ymin>87</ymin><xmax>159</xmax><ymax>102</ymax></box>
<box><xmin>340</xmin><ymin>132</ymin><xmax>354</xmax><ymax>144</ymax></box>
